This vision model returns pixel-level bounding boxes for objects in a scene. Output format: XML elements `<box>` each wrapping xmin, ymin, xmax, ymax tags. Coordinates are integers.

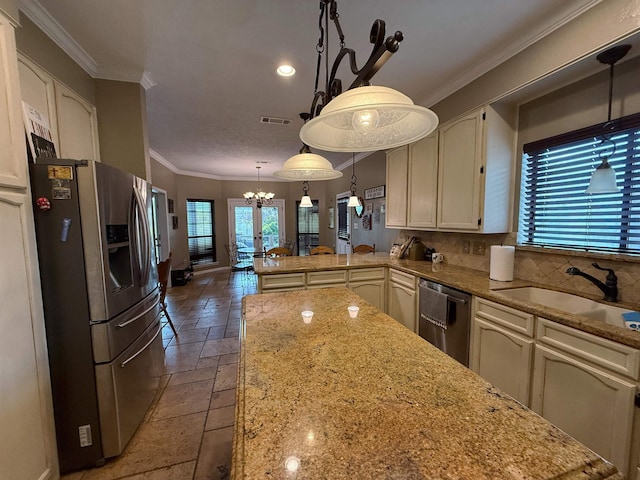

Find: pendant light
<box><xmin>347</xmin><ymin>154</ymin><xmax>361</xmax><ymax>207</ymax></box>
<box><xmin>300</xmin><ymin>181</ymin><xmax>313</xmax><ymax>207</ymax></box>
<box><xmin>298</xmin><ymin>0</ymin><xmax>438</xmax><ymax>153</ymax></box>
<box><xmin>243</xmin><ymin>165</ymin><xmax>275</xmax><ymax>208</ymax></box>
<box><xmin>274</xmin><ymin>115</ymin><xmax>343</xmax><ymax>181</ymax></box>
<box><xmin>585</xmin><ymin>44</ymin><xmax>631</xmax><ymax>194</ymax></box>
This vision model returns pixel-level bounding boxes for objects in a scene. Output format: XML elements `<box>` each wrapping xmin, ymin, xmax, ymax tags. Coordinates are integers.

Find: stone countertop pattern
<box><xmin>254</xmin><ymin>254</ymin><xmax>640</xmax><ymax>349</ymax></box>
<box><xmin>232</xmin><ymin>288</ymin><xmax>621</xmax><ymax>480</ymax></box>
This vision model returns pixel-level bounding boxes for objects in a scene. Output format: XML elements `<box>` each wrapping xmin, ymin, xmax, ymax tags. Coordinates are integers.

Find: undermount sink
<box><xmin>495</xmin><ymin>287</ymin><xmax>633</xmax><ymax>328</ymax></box>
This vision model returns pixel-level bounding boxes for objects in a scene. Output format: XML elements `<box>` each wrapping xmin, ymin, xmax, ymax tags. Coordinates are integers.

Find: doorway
<box><xmin>228</xmin><ymin>199</ymin><xmax>285</xmax><ymax>253</ymax></box>
<box><xmin>151</xmin><ymin>188</ymin><xmax>170</xmax><ymax>263</ymax></box>
<box><xmin>335</xmin><ymin>192</ymin><xmax>351</xmax><ymax>254</ymax></box>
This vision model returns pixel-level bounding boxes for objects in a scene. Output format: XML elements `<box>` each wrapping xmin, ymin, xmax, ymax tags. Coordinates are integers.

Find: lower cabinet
<box><xmin>348</xmin><ymin>268</ymin><xmax>386</xmax><ymax>311</ymax></box>
<box><xmin>387</xmin><ymin>270</ymin><xmax>417</xmax><ymax>332</ymax></box>
<box><xmin>306</xmin><ymin>270</ymin><xmax>347</xmax><ymax>289</ymax></box>
<box><xmin>471</xmin><ymin>298</ymin><xmax>535</xmax><ymax>406</ymax></box>
<box><xmin>259</xmin><ymin>272</ymin><xmax>306</xmax><ymax>292</ymax></box>
<box><xmin>472</xmin><ymin>298</ymin><xmax>640</xmax><ymax>477</ymax></box>
<box><xmin>531</xmin><ymin>318</ymin><xmax>638</xmax><ymax>475</ymax></box>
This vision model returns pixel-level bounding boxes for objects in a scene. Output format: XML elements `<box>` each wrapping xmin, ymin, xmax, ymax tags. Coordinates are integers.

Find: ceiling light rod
<box><xmin>304</xmin><ymin>0</ymin><xmax>402</xmax><ymax>120</ymax></box>
<box><xmin>585</xmin><ymin>44</ymin><xmax>631</xmax><ymax>194</ymax></box>
<box><xmin>243</xmin><ymin>164</ymin><xmax>275</xmax><ymax>208</ymax></box>
<box><xmin>347</xmin><ymin>154</ymin><xmax>361</xmax><ymax>207</ymax></box>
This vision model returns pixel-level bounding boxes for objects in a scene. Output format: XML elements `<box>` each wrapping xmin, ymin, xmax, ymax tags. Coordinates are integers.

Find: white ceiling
<box><xmin>20</xmin><ymin>0</ymin><xmax>602</xmax><ymax>180</ymax></box>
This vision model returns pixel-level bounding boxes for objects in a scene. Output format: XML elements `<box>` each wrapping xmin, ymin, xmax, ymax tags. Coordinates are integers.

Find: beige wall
<box><xmin>95</xmin><ymin>79</ymin><xmax>148</xmax><ymax>179</ymax></box>
<box><xmin>15</xmin><ymin>14</ymin><xmax>95</xmax><ymax>104</ymax></box>
<box><xmin>0</xmin><ymin>0</ymin><xmax>18</xmax><ymax>24</ymax></box>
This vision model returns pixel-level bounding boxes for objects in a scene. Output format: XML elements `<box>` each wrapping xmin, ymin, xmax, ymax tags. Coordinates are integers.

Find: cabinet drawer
<box><xmin>348</xmin><ymin>267</ymin><xmax>385</xmax><ymax>282</ymax></box>
<box><xmin>389</xmin><ymin>269</ymin><xmax>416</xmax><ymax>289</ymax></box>
<box><xmin>537</xmin><ymin>317</ymin><xmax>640</xmax><ymax>380</ymax></box>
<box><xmin>475</xmin><ymin>297</ymin><xmax>535</xmax><ymax>337</ymax></box>
<box><xmin>306</xmin><ymin>270</ymin><xmax>347</xmax><ymax>286</ymax></box>
<box><xmin>261</xmin><ymin>273</ymin><xmax>306</xmax><ymax>290</ymax></box>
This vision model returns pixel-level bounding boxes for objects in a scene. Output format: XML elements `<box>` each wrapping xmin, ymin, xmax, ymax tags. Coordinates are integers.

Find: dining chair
<box><xmin>310</xmin><ymin>245</ymin><xmax>335</xmax><ymax>255</ymax></box>
<box><xmin>353</xmin><ymin>243</ymin><xmax>375</xmax><ymax>254</ymax></box>
<box><xmin>157</xmin><ymin>253</ymin><xmax>178</xmax><ymax>336</ymax></box>
<box><xmin>265</xmin><ymin>246</ymin><xmax>292</xmax><ymax>257</ymax></box>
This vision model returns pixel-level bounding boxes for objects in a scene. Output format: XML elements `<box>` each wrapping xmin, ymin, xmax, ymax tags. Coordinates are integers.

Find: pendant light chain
<box><xmin>350</xmin><ymin>154</ymin><xmax>357</xmax><ymax>196</ymax></box>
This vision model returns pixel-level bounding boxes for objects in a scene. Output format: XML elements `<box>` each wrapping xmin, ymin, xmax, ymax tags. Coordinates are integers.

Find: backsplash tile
<box><xmin>401</xmin><ymin>230</ymin><xmax>640</xmax><ymax>306</ymax></box>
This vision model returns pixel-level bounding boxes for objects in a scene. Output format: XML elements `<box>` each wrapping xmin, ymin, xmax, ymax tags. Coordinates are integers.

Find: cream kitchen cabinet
<box><xmin>259</xmin><ymin>272</ymin><xmax>306</xmax><ymax>292</ymax></box>
<box><xmin>385</xmin><ymin>133</ymin><xmax>438</xmax><ymax>229</ymax></box>
<box><xmin>387</xmin><ymin>269</ymin><xmax>418</xmax><ymax>332</ymax></box>
<box><xmin>471</xmin><ymin>298</ymin><xmax>534</xmax><ymax>406</ymax></box>
<box><xmin>385</xmin><ymin>105</ymin><xmax>514</xmax><ymax>233</ymax></box>
<box><xmin>18</xmin><ymin>53</ymin><xmax>100</xmax><ymax>161</ymax></box>
<box><xmin>306</xmin><ymin>270</ymin><xmax>347</xmax><ymax>289</ymax></box>
<box><xmin>55</xmin><ymin>81</ymin><xmax>100</xmax><ymax>161</ymax></box>
<box><xmin>531</xmin><ymin>318</ymin><xmax>638</xmax><ymax>476</ymax></box>
<box><xmin>348</xmin><ymin>267</ymin><xmax>386</xmax><ymax>311</ymax></box>
<box><xmin>0</xmin><ymin>12</ymin><xmax>59</xmax><ymax>480</ymax></box>
<box><xmin>437</xmin><ymin>105</ymin><xmax>514</xmax><ymax>232</ymax></box>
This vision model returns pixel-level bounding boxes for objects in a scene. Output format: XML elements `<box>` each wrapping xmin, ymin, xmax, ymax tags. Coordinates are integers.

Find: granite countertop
<box><xmin>232</xmin><ymin>288</ymin><xmax>622</xmax><ymax>479</ymax></box>
<box><xmin>254</xmin><ymin>253</ymin><xmax>640</xmax><ymax>349</ymax></box>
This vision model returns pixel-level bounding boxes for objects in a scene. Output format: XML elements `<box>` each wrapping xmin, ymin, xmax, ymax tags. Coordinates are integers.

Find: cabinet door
<box><xmin>55</xmin><ymin>81</ymin><xmax>100</xmax><ymax>161</ymax></box>
<box><xmin>385</xmin><ymin>145</ymin><xmax>408</xmax><ymax>227</ymax></box>
<box><xmin>471</xmin><ymin>317</ymin><xmax>533</xmax><ymax>406</ymax></box>
<box><xmin>387</xmin><ymin>282</ymin><xmax>416</xmax><ymax>332</ymax></box>
<box><xmin>350</xmin><ymin>280</ymin><xmax>385</xmax><ymax>312</ymax></box>
<box><xmin>437</xmin><ymin>110</ymin><xmax>483</xmax><ymax>230</ymax></box>
<box><xmin>17</xmin><ymin>54</ymin><xmax>59</xmax><ymax>151</ymax></box>
<box><xmin>531</xmin><ymin>344</ymin><xmax>635</xmax><ymax>474</ymax></box>
<box><xmin>408</xmin><ymin>132</ymin><xmax>438</xmax><ymax>228</ymax></box>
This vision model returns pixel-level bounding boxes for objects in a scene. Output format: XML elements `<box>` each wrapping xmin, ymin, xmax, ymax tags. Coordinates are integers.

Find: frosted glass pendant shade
<box><xmin>274</xmin><ymin>152</ymin><xmax>343</xmax><ymax>180</ymax></box>
<box><xmin>347</xmin><ymin>195</ymin><xmax>361</xmax><ymax>207</ymax></box>
<box><xmin>299</xmin><ymin>86</ymin><xmax>439</xmax><ymax>152</ymax></box>
<box><xmin>585</xmin><ymin>160</ymin><xmax>619</xmax><ymax>194</ymax></box>
<box><xmin>300</xmin><ymin>195</ymin><xmax>313</xmax><ymax>207</ymax></box>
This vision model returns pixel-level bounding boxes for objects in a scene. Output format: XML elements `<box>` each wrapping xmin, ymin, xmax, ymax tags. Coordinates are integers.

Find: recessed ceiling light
<box><xmin>276</xmin><ymin>64</ymin><xmax>295</xmax><ymax>77</ymax></box>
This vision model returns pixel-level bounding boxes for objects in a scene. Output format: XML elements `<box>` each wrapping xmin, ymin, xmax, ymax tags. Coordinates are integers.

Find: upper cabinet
<box><xmin>18</xmin><ymin>54</ymin><xmax>99</xmax><ymax>162</ymax></box>
<box><xmin>385</xmin><ymin>104</ymin><xmax>516</xmax><ymax>233</ymax></box>
<box><xmin>55</xmin><ymin>82</ymin><xmax>100</xmax><ymax>161</ymax></box>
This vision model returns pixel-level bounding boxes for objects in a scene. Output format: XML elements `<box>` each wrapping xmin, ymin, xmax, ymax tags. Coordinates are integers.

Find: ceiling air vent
<box><xmin>260</xmin><ymin>116</ymin><xmax>291</xmax><ymax>125</ymax></box>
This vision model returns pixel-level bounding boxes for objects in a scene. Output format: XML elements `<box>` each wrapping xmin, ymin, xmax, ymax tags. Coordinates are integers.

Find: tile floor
<box><xmin>62</xmin><ymin>269</ymin><xmax>256</xmax><ymax>480</ymax></box>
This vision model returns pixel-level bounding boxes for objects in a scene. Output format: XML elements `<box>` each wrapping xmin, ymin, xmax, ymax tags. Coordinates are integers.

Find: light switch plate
<box><xmin>462</xmin><ymin>240</ymin><xmax>470</xmax><ymax>254</ymax></box>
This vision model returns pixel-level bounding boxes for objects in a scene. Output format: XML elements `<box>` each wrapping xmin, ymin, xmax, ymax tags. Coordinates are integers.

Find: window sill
<box><xmin>516</xmin><ymin>244</ymin><xmax>640</xmax><ymax>264</ymax></box>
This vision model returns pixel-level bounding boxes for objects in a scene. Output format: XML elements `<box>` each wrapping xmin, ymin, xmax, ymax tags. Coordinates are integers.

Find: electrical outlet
<box><xmin>472</xmin><ymin>241</ymin><xmax>486</xmax><ymax>255</ymax></box>
<box><xmin>462</xmin><ymin>240</ymin><xmax>471</xmax><ymax>254</ymax></box>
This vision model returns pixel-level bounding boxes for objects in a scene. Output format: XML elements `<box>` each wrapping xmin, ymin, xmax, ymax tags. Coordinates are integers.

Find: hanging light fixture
<box><xmin>585</xmin><ymin>44</ymin><xmax>631</xmax><ymax>194</ymax></box>
<box><xmin>300</xmin><ymin>181</ymin><xmax>313</xmax><ymax>207</ymax></box>
<box><xmin>347</xmin><ymin>154</ymin><xmax>361</xmax><ymax>207</ymax></box>
<box><xmin>298</xmin><ymin>0</ymin><xmax>438</xmax><ymax>153</ymax></box>
<box><xmin>274</xmin><ymin>113</ymin><xmax>343</xmax><ymax>180</ymax></box>
<box><xmin>243</xmin><ymin>164</ymin><xmax>275</xmax><ymax>208</ymax></box>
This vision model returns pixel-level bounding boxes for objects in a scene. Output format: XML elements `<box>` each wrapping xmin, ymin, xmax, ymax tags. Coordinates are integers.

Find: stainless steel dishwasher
<box><xmin>418</xmin><ymin>279</ymin><xmax>471</xmax><ymax>366</ymax></box>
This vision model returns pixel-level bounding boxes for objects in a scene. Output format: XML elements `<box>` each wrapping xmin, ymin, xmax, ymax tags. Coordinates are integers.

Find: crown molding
<box><xmin>420</xmin><ymin>0</ymin><xmax>603</xmax><ymax>107</ymax></box>
<box><xmin>18</xmin><ymin>0</ymin><xmax>155</xmax><ymax>89</ymax></box>
<box><xmin>18</xmin><ymin>0</ymin><xmax>97</xmax><ymax>75</ymax></box>
<box><xmin>336</xmin><ymin>151</ymin><xmax>373</xmax><ymax>172</ymax></box>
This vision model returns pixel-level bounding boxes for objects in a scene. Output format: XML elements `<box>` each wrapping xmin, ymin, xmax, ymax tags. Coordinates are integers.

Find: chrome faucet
<box><xmin>565</xmin><ymin>263</ymin><xmax>618</xmax><ymax>302</ymax></box>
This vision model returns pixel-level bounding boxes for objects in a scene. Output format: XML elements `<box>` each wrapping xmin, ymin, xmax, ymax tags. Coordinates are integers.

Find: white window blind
<box><xmin>519</xmin><ymin>113</ymin><xmax>640</xmax><ymax>254</ymax></box>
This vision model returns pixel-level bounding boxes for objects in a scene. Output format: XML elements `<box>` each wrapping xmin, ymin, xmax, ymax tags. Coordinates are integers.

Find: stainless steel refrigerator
<box><xmin>29</xmin><ymin>159</ymin><xmax>164</xmax><ymax>473</ymax></box>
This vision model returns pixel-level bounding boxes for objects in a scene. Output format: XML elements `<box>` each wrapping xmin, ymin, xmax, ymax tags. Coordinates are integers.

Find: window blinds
<box><xmin>519</xmin><ymin>113</ymin><xmax>640</xmax><ymax>254</ymax></box>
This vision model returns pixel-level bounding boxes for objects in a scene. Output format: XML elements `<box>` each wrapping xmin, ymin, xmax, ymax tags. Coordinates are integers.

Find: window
<box><xmin>337</xmin><ymin>196</ymin><xmax>349</xmax><ymax>241</ymax></box>
<box><xmin>519</xmin><ymin>112</ymin><xmax>640</xmax><ymax>254</ymax></box>
<box><xmin>187</xmin><ymin>199</ymin><xmax>216</xmax><ymax>265</ymax></box>
<box><xmin>297</xmin><ymin>200</ymin><xmax>319</xmax><ymax>255</ymax></box>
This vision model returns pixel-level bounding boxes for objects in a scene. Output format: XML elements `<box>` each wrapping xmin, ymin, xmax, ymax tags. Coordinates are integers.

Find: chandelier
<box><xmin>243</xmin><ymin>165</ymin><xmax>274</xmax><ymax>208</ymax></box>
<box><xmin>298</xmin><ymin>0</ymin><xmax>438</xmax><ymax>152</ymax></box>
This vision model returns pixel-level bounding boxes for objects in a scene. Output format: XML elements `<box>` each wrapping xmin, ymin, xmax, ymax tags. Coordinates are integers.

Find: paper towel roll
<box><xmin>490</xmin><ymin>246</ymin><xmax>515</xmax><ymax>281</ymax></box>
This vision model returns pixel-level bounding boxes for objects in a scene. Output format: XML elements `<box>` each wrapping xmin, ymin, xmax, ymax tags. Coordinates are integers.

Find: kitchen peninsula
<box><xmin>232</xmin><ymin>288</ymin><xmax>621</xmax><ymax>479</ymax></box>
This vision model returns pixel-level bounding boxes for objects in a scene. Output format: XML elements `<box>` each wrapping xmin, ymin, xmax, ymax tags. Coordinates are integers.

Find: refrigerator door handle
<box><xmin>120</xmin><ymin>323</ymin><xmax>162</xmax><ymax>367</ymax></box>
<box><xmin>131</xmin><ymin>186</ymin><xmax>151</xmax><ymax>286</ymax></box>
<box><xmin>117</xmin><ymin>296</ymin><xmax>160</xmax><ymax>328</ymax></box>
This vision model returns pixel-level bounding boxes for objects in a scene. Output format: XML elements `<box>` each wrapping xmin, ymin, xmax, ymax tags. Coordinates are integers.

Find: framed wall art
<box><xmin>364</xmin><ymin>185</ymin><xmax>385</xmax><ymax>200</ymax></box>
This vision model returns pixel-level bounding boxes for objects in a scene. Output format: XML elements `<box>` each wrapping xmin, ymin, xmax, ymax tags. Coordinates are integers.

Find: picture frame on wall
<box><xmin>364</xmin><ymin>185</ymin><xmax>385</xmax><ymax>200</ymax></box>
<box><xmin>172</xmin><ymin>216</ymin><xmax>178</xmax><ymax>229</ymax></box>
<box><xmin>168</xmin><ymin>199</ymin><xmax>174</xmax><ymax>214</ymax></box>
<box><xmin>328</xmin><ymin>207</ymin><xmax>334</xmax><ymax>229</ymax></box>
